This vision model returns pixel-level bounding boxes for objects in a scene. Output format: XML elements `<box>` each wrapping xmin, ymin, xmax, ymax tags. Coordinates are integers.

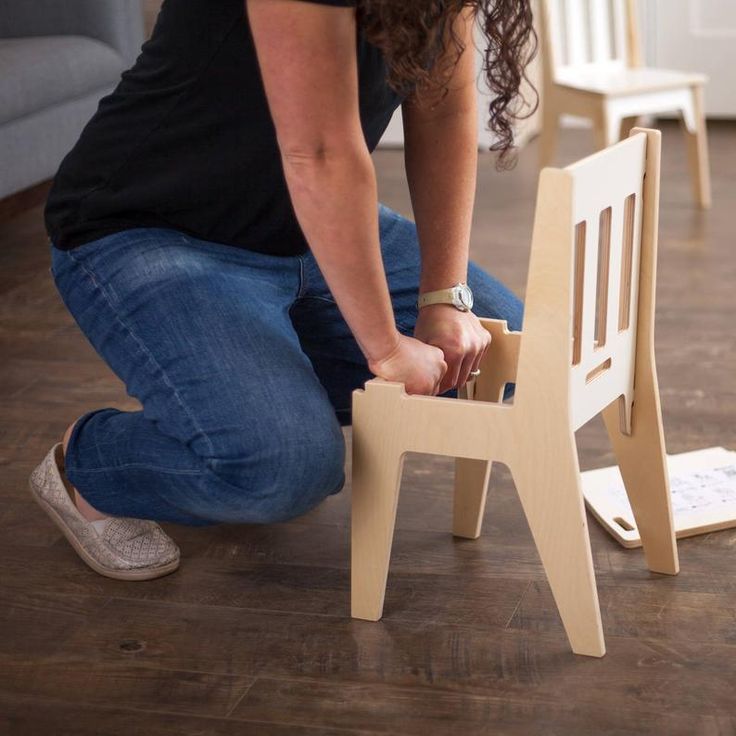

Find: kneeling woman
<box><xmin>32</xmin><ymin>0</ymin><xmax>534</xmax><ymax>579</ymax></box>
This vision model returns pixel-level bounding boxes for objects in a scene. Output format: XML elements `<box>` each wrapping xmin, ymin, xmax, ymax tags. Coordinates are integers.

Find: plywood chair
<box><xmin>350</xmin><ymin>128</ymin><xmax>679</xmax><ymax>658</ymax></box>
<box><xmin>538</xmin><ymin>0</ymin><xmax>711</xmax><ymax>209</ymax></box>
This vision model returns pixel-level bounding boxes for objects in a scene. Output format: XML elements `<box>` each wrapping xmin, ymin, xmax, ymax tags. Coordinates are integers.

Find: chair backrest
<box><xmin>514</xmin><ymin>128</ymin><xmax>661</xmax><ymax>432</ymax></box>
<box><xmin>539</xmin><ymin>0</ymin><xmax>640</xmax><ymax>76</ymax></box>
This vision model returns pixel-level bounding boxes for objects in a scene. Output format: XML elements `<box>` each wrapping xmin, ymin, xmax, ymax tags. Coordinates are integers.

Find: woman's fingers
<box><xmin>458</xmin><ymin>327</ymin><xmax>492</xmax><ymax>388</ymax></box>
<box><xmin>468</xmin><ymin>327</ymin><xmax>492</xmax><ymax>376</ymax></box>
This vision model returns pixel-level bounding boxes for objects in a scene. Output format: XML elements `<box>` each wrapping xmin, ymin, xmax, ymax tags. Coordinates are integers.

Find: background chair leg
<box><xmin>602</xmin><ymin>394</ymin><xmax>680</xmax><ymax>576</ymax></box>
<box><xmin>511</xmin><ymin>434</ymin><xmax>605</xmax><ymax>657</ymax></box>
<box><xmin>453</xmin><ymin>457</ymin><xmax>493</xmax><ymax>539</ymax></box>
<box><xmin>539</xmin><ymin>105</ymin><xmax>560</xmax><ymax>168</ymax></box>
<box><xmin>619</xmin><ymin>116</ymin><xmax>639</xmax><ymax>140</ymax></box>
<box><xmin>681</xmin><ymin>84</ymin><xmax>712</xmax><ymax>209</ymax></box>
<box><xmin>350</xmin><ymin>390</ymin><xmax>406</xmax><ymax>622</ymax></box>
<box><xmin>593</xmin><ymin>106</ymin><xmax>619</xmax><ymax>150</ymax></box>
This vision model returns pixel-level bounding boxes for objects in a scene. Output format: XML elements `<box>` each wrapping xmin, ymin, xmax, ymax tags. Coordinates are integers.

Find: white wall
<box><xmin>649</xmin><ymin>0</ymin><xmax>736</xmax><ymax>117</ymax></box>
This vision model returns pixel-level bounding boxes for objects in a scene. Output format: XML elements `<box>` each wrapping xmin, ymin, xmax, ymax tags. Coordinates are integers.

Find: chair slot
<box><xmin>586</xmin><ymin>357</ymin><xmax>612</xmax><ymax>383</ymax></box>
<box><xmin>614</xmin><ymin>516</ymin><xmax>634</xmax><ymax>532</ymax></box>
<box><xmin>595</xmin><ymin>207</ymin><xmax>612</xmax><ymax>349</ymax></box>
<box><xmin>618</xmin><ymin>193</ymin><xmax>636</xmax><ymax>331</ymax></box>
<box><xmin>572</xmin><ymin>220</ymin><xmax>586</xmax><ymax>365</ymax></box>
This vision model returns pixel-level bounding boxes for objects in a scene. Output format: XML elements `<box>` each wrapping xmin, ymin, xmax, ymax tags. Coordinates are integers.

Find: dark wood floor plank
<box><xmin>231</xmin><ymin>675</ymin><xmax>726</xmax><ymax>736</ymax></box>
<box><xmin>0</xmin><ymin>180</ymin><xmax>51</xmax><ymax>224</ymax></box>
<box><xmin>0</xmin><ymin>588</ymin><xmax>109</xmax><ymax>659</ymax></box>
<box><xmin>0</xmin><ymin>692</ymin><xmax>370</xmax><ymax>736</ymax></box>
<box><xmin>508</xmin><ymin>579</ymin><xmax>736</xmax><ymax>644</ymax></box>
<box><xmin>46</xmin><ymin>597</ymin><xmax>736</xmax><ymax>718</ymax></box>
<box><xmin>0</xmin><ymin>659</ymin><xmax>253</xmax><ymax>719</ymax></box>
<box><xmin>0</xmin><ymin>542</ymin><xmax>529</xmax><ymax>628</ymax></box>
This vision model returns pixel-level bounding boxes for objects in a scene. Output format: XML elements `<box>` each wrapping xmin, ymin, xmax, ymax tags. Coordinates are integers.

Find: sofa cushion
<box><xmin>0</xmin><ymin>35</ymin><xmax>124</xmax><ymax>126</ymax></box>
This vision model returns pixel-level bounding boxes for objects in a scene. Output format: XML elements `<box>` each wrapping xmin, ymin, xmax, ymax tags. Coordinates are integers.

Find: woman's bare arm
<box><xmin>245</xmin><ymin>0</ymin><xmax>399</xmax><ymax>364</ymax></box>
<box><xmin>398</xmin><ymin>6</ymin><xmax>492</xmax><ymax>393</ymax></box>
<box><xmin>401</xmin><ymin>4</ymin><xmax>479</xmax><ymax>294</ymax></box>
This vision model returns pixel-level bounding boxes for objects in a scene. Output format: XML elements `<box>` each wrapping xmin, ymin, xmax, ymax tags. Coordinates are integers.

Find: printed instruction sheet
<box><xmin>581</xmin><ymin>446</ymin><xmax>736</xmax><ymax>547</ymax></box>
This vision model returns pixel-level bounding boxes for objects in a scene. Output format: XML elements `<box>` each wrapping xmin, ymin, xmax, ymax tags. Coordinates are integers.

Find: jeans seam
<box><xmin>68</xmin><ymin>464</ymin><xmax>203</xmax><ymax>475</ymax></box>
<box><xmin>297</xmin><ymin>254</ymin><xmax>307</xmax><ymax>299</ymax></box>
<box><xmin>66</xmin><ymin>250</ymin><xmax>217</xmax><ymax>458</ymax></box>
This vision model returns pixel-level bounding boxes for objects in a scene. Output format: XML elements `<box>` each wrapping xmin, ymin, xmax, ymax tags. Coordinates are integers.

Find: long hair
<box><xmin>356</xmin><ymin>0</ymin><xmax>538</xmax><ymax>169</ymax></box>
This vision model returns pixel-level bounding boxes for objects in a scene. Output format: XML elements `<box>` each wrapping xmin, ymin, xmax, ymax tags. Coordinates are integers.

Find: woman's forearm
<box><xmin>282</xmin><ymin>146</ymin><xmax>400</xmax><ymax>363</ymax></box>
<box><xmin>402</xmin><ymin>4</ymin><xmax>479</xmax><ymax>294</ymax></box>
<box><xmin>404</xmin><ymin>106</ymin><xmax>478</xmax><ymax>294</ymax></box>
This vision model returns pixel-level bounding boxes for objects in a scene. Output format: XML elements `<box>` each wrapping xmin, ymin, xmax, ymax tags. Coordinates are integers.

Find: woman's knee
<box><xmin>192</xmin><ymin>421</ymin><xmax>346</xmax><ymax>524</ymax></box>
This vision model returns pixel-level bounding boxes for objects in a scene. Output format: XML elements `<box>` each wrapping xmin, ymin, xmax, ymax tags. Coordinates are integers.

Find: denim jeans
<box><xmin>49</xmin><ymin>202</ymin><xmax>523</xmax><ymax>526</ymax></box>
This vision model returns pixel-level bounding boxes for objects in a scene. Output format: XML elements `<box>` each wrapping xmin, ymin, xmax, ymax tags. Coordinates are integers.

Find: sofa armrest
<box><xmin>0</xmin><ymin>0</ymin><xmax>145</xmax><ymax>66</ymax></box>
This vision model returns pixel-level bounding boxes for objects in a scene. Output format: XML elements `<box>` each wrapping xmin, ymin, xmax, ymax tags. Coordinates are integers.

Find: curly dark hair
<box><xmin>356</xmin><ymin>0</ymin><xmax>538</xmax><ymax>169</ymax></box>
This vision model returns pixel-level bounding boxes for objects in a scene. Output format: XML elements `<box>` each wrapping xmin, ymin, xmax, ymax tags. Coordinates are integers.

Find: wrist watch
<box><xmin>417</xmin><ymin>281</ymin><xmax>474</xmax><ymax>312</ymax></box>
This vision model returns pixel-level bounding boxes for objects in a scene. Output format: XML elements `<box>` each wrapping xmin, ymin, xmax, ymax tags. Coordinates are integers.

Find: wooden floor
<box><xmin>1</xmin><ymin>122</ymin><xmax>735</xmax><ymax>735</ymax></box>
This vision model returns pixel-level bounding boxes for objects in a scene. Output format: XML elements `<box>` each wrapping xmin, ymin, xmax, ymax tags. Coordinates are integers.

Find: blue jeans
<box><xmin>50</xmin><ymin>203</ymin><xmax>523</xmax><ymax>526</ymax></box>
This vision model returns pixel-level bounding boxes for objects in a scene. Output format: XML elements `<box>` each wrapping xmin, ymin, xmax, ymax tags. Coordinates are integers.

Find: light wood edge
<box><xmin>600</xmin><ymin>127</ymin><xmax>679</xmax><ymax>574</ymax></box>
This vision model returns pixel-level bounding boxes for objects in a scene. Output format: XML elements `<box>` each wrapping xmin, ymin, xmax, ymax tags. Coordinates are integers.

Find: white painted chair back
<box><xmin>515</xmin><ymin>129</ymin><xmax>653</xmax><ymax>432</ymax></box>
<box><xmin>537</xmin><ymin>1</ymin><xmax>710</xmax><ymax>209</ymax></box>
<box><xmin>542</xmin><ymin>0</ymin><xmax>634</xmax><ymax>73</ymax></box>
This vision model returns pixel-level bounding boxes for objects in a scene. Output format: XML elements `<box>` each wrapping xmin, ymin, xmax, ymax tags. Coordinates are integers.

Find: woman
<box><xmin>30</xmin><ymin>0</ymin><xmax>535</xmax><ymax>580</ymax></box>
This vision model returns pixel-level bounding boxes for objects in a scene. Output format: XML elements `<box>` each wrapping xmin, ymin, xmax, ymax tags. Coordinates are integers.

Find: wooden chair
<box><xmin>350</xmin><ymin>128</ymin><xmax>679</xmax><ymax>658</ymax></box>
<box><xmin>538</xmin><ymin>0</ymin><xmax>711</xmax><ymax>209</ymax></box>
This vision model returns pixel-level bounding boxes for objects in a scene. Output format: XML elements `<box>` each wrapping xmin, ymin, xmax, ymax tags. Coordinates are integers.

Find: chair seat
<box><xmin>554</xmin><ymin>65</ymin><xmax>708</xmax><ymax>97</ymax></box>
<box><xmin>0</xmin><ymin>36</ymin><xmax>124</xmax><ymax>126</ymax></box>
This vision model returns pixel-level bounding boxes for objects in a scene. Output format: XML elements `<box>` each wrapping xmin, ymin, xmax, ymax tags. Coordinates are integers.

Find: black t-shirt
<box><xmin>44</xmin><ymin>0</ymin><xmax>406</xmax><ymax>257</ymax></box>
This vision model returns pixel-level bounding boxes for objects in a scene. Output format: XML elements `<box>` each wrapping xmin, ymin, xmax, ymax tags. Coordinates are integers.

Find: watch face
<box><xmin>459</xmin><ymin>284</ymin><xmax>473</xmax><ymax>310</ymax></box>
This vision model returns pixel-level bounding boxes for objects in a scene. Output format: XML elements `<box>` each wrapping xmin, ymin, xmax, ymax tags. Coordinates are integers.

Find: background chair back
<box><xmin>540</xmin><ymin>0</ymin><xmax>639</xmax><ymax>74</ymax></box>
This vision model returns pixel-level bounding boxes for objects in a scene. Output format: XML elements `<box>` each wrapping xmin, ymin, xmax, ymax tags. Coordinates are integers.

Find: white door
<box><xmin>650</xmin><ymin>0</ymin><xmax>736</xmax><ymax>117</ymax></box>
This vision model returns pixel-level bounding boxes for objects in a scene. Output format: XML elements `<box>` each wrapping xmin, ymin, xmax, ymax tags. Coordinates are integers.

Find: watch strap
<box><xmin>417</xmin><ymin>287</ymin><xmax>459</xmax><ymax>309</ymax></box>
<box><xmin>417</xmin><ymin>282</ymin><xmax>473</xmax><ymax>311</ymax></box>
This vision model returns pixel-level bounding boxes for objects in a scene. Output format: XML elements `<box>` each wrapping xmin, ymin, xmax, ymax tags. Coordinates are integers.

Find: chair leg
<box><xmin>453</xmin><ymin>457</ymin><xmax>493</xmax><ymax>539</ymax></box>
<box><xmin>539</xmin><ymin>103</ymin><xmax>560</xmax><ymax>168</ymax></box>
<box><xmin>593</xmin><ymin>106</ymin><xmax>619</xmax><ymax>150</ymax></box>
<box><xmin>511</xmin><ymin>431</ymin><xmax>605</xmax><ymax>657</ymax></box>
<box><xmin>602</xmin><ymin>394</ymin><xmax>679</xmax><ymax>576</ymax></box>
<box><xmin>619</xmin><ymin>116</ymin><xmax>639</xmax><ymax>140</ymax></box>
<box><xmin>452</xmin><ymin>378</ymin><xmax>497</xmax><ymax>539</ymax></box>
<box><xmin>350</xmin><ymin>385</ymin><xmax>406</xmax><ymax>621</ymax></box>
<box><xmin>681</xmin><ymin>84</ymin><xmax>712</xmax><ymax>209</ymax></box>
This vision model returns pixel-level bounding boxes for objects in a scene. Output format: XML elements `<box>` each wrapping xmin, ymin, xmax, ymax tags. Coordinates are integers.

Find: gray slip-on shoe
<box><xmin>28</xmin><ymin>442</ymin><xmax>180</xmax><ymax>581</ymax></box>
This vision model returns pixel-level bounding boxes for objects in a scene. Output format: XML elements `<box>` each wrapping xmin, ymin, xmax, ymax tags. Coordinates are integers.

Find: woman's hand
<box><xmin>367</xmin><ymin>334</ymin><xmax>448</xmax><ymax>396</ymax></box>
<box><xmin>413</xmin><ymin>304</ymin><xmax>492</xmax><ymax>394</ymax></box>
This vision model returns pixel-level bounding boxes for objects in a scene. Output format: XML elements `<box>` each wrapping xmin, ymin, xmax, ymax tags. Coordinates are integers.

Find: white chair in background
<box><xmin>538</xmin><ymin>0</ymin><xmax>711</xmax><ymax>209</ymax></box>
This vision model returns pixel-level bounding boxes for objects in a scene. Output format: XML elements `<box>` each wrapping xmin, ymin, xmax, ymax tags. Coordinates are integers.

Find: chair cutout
<box><xmin>350</xmin><ymin>128</ymin><xmax>679</xmax><ymax>658</ymax></box>
<box><xmin>538</xmin><ymin>0</ymin><xmax>711</xmax><ymax>209</ymax></box>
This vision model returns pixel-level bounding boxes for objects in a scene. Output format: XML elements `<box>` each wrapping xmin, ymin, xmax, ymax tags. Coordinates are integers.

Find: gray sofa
<box><xmin>0</xmin><ymin>0</ymin><xmax>145</xmax><ymax>200</ymax></box>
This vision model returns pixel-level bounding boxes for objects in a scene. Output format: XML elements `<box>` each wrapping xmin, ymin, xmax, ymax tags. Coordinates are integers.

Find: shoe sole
<box><xmin>28</xmin><ymin>477</ymin><xmax>180</xmax><ymax>582</ymax></box>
